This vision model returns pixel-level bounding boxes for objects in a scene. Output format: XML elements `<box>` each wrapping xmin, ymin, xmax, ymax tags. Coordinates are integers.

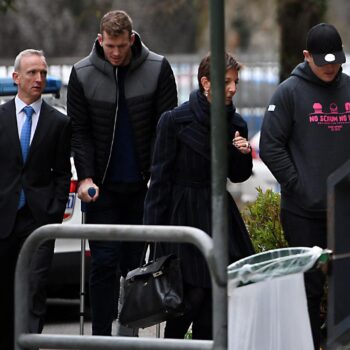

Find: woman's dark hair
<box><xmin>197</xmin><ymin>52</ymin><xmax>242</xmax><ymax>92</ymax></box>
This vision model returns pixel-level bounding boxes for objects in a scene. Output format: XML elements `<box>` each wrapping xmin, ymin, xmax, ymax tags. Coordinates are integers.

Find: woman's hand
<box><xmin>232</xmin><ymin>131</ymin><xmax>251</xmax><ymax>155</ymax></box>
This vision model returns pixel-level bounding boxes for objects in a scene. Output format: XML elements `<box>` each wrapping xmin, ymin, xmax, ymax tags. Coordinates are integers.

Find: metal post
<box><xmin>79</xmin><ymin>235</ymin><xmax>86</xmax><ymax>334</ymax></box>
<box><xmin>209</xmin><ymin>1</ymin><xmax>228</xmax><ymax>349</ymax></box>
<box><xmin>79</xmin><ymin>187</ymin><xmax>96</xmax><ymax>335</ymax></box>
<box><xmin>327</xmin><ymin>159</ymin><xmax>350</xmax><ymax>347</ymax></box>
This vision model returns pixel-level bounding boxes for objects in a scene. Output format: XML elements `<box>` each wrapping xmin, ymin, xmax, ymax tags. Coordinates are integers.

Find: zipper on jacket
<box><xmin>101</xmin><ymin>67</ymin><xmax>119</xmax><ymax>184</ymax></box>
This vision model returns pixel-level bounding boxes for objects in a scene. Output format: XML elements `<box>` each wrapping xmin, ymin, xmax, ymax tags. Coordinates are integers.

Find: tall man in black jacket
<box><xmin>0</xmin><ymin>49</ymin><xmax>71</xmax><ymax>350</ymax></box>
<box><xmin>260</xmin><ymin>23</ymin><xmax>350</xmax><ymax>349</ymax></box>
<box><xmin>67</xmin><ymin>10</ymin><xmax>177</xmax><ymax>336</ymax></box>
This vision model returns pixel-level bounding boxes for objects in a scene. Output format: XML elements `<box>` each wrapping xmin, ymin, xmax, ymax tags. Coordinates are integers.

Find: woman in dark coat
<box><xmin>143</xmin><ymin>52</ymin><xmax>254</xmax><ymax>340</ymax></box>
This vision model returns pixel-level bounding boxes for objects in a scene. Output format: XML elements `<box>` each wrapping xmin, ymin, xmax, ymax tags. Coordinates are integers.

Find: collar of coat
<box><xmin>174</xmin><ymin>89</ymin><xmax>244</xmax><ymax>160</ymax></box>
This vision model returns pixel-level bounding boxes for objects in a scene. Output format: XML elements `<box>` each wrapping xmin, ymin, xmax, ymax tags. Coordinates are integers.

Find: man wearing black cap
<box><xmin>260</xmin><ymin>23</ymin><xmax>350</xmax><ymax>349</ymax></box>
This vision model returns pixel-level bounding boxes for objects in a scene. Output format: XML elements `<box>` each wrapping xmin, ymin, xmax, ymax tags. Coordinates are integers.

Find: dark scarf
<box><xmin>177</xmin><ymin>90</ymin><xmax>236</xmax><ymax>160</ymax></box>
<box><xmin>189</xmin><ymin>89</ymin><xmax>235</xmax><ymax>127</ymax></box>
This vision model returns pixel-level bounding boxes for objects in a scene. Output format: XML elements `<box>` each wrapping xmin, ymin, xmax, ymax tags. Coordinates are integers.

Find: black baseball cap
<box><xmin>306</xmin><ymin>23</ymin><xmax>346</xmax><ymax>66</ymax></box>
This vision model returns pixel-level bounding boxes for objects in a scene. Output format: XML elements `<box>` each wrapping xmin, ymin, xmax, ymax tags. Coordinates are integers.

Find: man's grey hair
<box><xmin>14</xmin><ymin>49</ymin><xmax>46</xmax><ymax>71</ymax></box>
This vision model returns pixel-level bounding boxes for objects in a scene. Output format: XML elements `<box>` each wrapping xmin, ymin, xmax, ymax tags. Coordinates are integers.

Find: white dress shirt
<box><xmin>15</xmin><ymin>96</ymin><xmax>42</xmax><ymax>144</ymax></box>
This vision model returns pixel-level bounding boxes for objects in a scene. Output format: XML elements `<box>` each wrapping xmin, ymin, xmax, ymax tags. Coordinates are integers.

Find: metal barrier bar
<box><xmin>15</xmin><ymin>224</ymin><xmax>215</xmax><ymax>350</ymax></box>
<box><xmin>18</xmin><ymin>334</ymin><xmax>213</xmax><ymax>350</ymax></box>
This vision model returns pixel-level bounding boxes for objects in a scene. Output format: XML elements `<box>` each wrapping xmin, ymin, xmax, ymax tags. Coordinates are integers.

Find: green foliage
<box><xmin>0</xmin><ymin>0</ymin><xmax>16</xmax><ymax>13</ymax></box>
<box><xmin>185</xmin><ymin>326</ymin><xmax>192</xmax><ymax>339</ymax></box>
<box><xmin>242</xmin><ymin>187</ymin><xmax>288</xmax><ymax>252</ymax></box>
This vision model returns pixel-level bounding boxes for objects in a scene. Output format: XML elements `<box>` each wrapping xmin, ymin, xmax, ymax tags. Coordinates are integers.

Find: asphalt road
<box><xmin>42</xmin><ymin>301</ymin><xmax>164</xmax><ymax>345</ymax></box>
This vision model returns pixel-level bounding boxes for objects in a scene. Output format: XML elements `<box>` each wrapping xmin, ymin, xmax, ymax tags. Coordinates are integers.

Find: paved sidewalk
<box><xmin>43</xmin><ymin>320</ymin><xmax>165</xmax><ymax>338</ymax></box>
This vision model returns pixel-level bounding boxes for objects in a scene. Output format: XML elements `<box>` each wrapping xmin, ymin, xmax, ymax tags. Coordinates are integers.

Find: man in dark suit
<box><xmin>0</xmin><ymin>49</ymin><xmax>71</xmax><ymax>350</ymax></box>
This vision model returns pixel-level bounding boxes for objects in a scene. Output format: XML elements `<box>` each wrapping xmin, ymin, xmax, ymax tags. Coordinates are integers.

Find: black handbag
<box><xmin>119</xmin><ymin>244</ymin><xmax>185</xmax><ymax>329</ymax></box>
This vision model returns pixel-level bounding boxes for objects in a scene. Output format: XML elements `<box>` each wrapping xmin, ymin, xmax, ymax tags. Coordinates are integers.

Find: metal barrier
<box><xmin>327</xmin><ymin>159</ymin><xmax>350</xmax><ymax>348</ymax></box>
<box><xmin>15</xmin><ymin>224</ymin><xmax>219</xmax><ymax>350</ymax></box>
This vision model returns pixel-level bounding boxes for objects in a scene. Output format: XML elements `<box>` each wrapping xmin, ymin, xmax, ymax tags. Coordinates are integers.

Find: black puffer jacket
<box><xmin>67</xmin><ymin>32</ymin><xmax>178</xmax><ymax>184</ymax></box>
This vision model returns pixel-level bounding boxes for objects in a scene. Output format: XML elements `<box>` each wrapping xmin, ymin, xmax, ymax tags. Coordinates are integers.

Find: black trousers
<box><xmin>86</xmin><ymin>187</ymin><xmax>146</xmax><ymax>336</ymax></box>
<box><xmin>280</xmin><ymin>209</ymin><xmax>327</xmax><ymax>350</ymax></box>
<box><xmin>0</xmin><ymin>205</ymin><xmax>54</xmax><ymax>350</ymax></box>
<box><xmin>164</xmin><ymin>283</ymin><xmax>212</xmax><ymax>340</ymax></box>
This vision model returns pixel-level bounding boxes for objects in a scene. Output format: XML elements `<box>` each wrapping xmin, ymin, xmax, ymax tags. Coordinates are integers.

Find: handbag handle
<box><xmin>139</xmin><ymin>242</ymin><xmax>158</xmax><ymax>266</ymax></box>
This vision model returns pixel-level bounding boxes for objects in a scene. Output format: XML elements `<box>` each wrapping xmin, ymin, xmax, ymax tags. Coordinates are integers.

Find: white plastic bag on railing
<box><xmin>227</xmin><ymin>246</ymin><xmax>323</xmax><ymax>350</ymax></box>
<box><xmin>228</xmin><ymin>273</ymin><xmax>313</xmax><ymax>350</ymax></box>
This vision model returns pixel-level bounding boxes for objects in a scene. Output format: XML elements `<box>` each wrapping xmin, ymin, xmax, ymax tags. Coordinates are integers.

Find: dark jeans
<box><xmin>164</xmin><ymin>283</ymin><xmax>212</xmax><ymax>340</ymax></box>
<box><xmin>0</xmin><ymin>205</ymin><xmax>54</xmax><ymax>350</ymax></box>
<box><xmin>280</xmin><ymin>209</ymin><xmax>327</xmax><ymax>350</ymax></box>
<box><xmin>86</xmin><ymin>187</ymin><xmax>146</xmax><ymax>336</ymax></box>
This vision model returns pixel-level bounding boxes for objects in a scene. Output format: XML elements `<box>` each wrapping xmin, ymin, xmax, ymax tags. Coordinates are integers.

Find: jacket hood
<box><xmin>90</xmin><ymin>31</ymin><xmax>150</xmax><ymax>74</ymax></box>
<box><xmin>290</xmin><ymin>61</ymin><xmax>343</xmax><ymax>87</ymax></box>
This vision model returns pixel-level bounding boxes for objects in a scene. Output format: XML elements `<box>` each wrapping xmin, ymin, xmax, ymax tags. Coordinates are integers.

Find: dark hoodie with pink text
<box><xmin>260</xmin><ymin>61</ymin><xmax>350</xmax><ymax>218</ymax></box>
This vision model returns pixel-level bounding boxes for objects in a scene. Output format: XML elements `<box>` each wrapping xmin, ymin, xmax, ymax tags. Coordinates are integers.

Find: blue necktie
<box><xmin>18</xmin><ymin>106</ymin><xmax>34</xmax><ymax>209</ymax></box>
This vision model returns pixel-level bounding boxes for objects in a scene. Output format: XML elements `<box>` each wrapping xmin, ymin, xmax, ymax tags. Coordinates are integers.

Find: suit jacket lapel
<box><xmin>28</xmin><ymin>101</ymin><xmax>52</xmax><ymax>158</ymax></box>
<box><xmin>0</xmin><ymin>100</ymin><xmax>23</xmax><ymax>160</ymax></box>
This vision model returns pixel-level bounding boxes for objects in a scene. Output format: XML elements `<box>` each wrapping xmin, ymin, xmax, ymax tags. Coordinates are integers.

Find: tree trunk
<box><xmin>277</xmin><ymin>0</ymin><xmax>327</xmax><ymax>82</ymax></box>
